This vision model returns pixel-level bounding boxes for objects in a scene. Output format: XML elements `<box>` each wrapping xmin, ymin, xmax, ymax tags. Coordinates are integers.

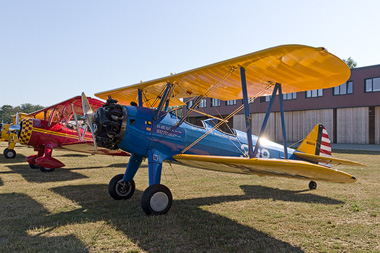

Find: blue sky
<box><xmin>1</xmin><ymin>0</ymin><xmax>379</xmax><ymax>107</ymax></box>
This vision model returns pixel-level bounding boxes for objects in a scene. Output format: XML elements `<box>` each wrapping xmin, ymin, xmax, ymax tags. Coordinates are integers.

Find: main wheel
<box><xmin>108</xmin><ymin>174</ymin><xmax>135</xmax><ymax>200</ymax></box>
<box><xmin>141</xmin><ymin>184</ymin><xmax>172</xmax><ymax>215</ymax></box>
<box><xmin>29</xmin><ymin>163</ymin><xmax>39</xmax><ymax>169</ymax></box>
<box><xmin>4</xmin><ymin>148</ymin><xmax>16</xmax><ymax>159</ymax></box>
<box><xmin>309</xmin><ymin>181</ymin><xmax>317</xmax><ymax>190</ymax></box>
<box><xmin>39</xmin><ymin>167</ymin><xmax>55</xmax><ymax>173</ymax></box>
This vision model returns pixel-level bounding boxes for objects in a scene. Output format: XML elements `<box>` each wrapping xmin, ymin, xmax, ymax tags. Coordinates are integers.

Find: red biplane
<box><xmin>10</xmin><ymin>96</ymin><xmax>129</xmax><ymax>172</ymax></box>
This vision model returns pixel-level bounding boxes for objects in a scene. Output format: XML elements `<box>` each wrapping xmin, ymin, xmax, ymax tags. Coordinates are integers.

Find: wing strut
<box><xmin>154</xmin><ymin>83</ymin><xmax>173</xmax><ymax>120</ymax></box>
<box><xmin>240</xmin><ymin>67</ymin><xmax>254</xmax><ymax>158</ymax></box>
<box><xmin>138</xmin><ymin>89</ymin><xmax>143</xmax><ymax>107</ymax></box>
<box><xmin>253</xmin><ymin>83</ymin><xmax>288</xmax><ymax>159</ymax></box>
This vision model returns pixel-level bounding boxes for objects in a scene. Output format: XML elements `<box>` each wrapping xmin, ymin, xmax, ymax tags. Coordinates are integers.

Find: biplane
<box><xmin>1</xmin><ymin>113</ymin><xmax>32</xmax><ymax>159</ymax></box>
<box><xmin>9</xmin><ymin>96</ymin><xmax>129</xmax><ymax>172</ymax></box>
<box><xmin>82</xmin><ymin>44</ymin><xmax>363</xmax><ymax>215</ymax></box>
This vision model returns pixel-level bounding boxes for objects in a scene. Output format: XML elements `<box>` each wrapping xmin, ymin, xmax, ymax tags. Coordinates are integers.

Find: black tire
<box><xmin>141</xmin><ymin>184</ymin><xmax>172</xmax><ymax>215</ymax></box>
<box><xmin>4</xmin><ymin>148</ymin><xmax>16</xmax><ymax>159</ymax></box>
<box><xmin>29</xmin><ymin>163</ymin><xmax>40</xmax><ymax>169</ymax></box>
<box><xmin>309</xmin><ymin>181</ymin><xmax>317</xmax><ymax>190</ymax></box>
<box><xmin>39</xmin><ymin>167</ymin><xmax>55</xmax><ymax>173</ymax></box>
<box><xmin>108</xmin><ymin>174</ymin><xmax>135</xmax><ymax>200</ymax></box>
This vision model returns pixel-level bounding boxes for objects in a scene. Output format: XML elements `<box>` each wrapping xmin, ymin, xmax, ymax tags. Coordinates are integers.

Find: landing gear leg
<box><xmin>27</xmin><ymin>148</ymin><xmax>44</xmax><ymax>169</ymax></box>
<box><xmin>141</xmin><ymin>150</ymin><xmax>172</xmax><ymax>215</ymax></box>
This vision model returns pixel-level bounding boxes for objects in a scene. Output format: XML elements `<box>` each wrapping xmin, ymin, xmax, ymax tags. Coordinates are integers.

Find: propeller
<box><xmin>81</xmin><ymin>92</ymin><xmax>98</xmax><ymax>151</ymax></box>
<box><xmin>71</xmin><ymin>103</ymin><xmax>82</xmax><ymax>141</ymax></box>
<box><xmin>9</xmin><ymin>112</ymin><xmax>21</xmax><ymax>132</ymax></box>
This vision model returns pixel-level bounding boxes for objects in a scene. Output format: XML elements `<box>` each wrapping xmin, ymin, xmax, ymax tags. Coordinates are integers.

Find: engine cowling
<box><xmin>94</xmin><ymin>97</ymin><xmax>128</xmax><ymax>150</ymax></box>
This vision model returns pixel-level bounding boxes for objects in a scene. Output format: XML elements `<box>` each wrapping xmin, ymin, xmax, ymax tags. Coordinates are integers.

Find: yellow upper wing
<box><xmin>95</xmin><ymin>44</ymin><xmax>350</xmax><ymax>106</ymax></box>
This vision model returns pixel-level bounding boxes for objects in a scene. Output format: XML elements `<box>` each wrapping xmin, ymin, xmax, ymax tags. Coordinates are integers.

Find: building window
<box><xmin>199</xmin><ymin>98</ymin><xmax>207</xmax><ymax>108</ymax></box>
<box><xmin>334</xmin><ymin>81</ymin><xmax>353</xmax><ymax>95</ymax></box>
<box><xmin>187</xmin><ymin>100</ymin><xmax>193</xmax><ymax>109</ymax></box>
<box><xmin>259</xmin><ymin>96</ymin><xmax>271</xmax><ymax>103</ymax></box>
<box><xmin>283</xmin><ymin>92</ymin><xmax>297</xmax><ymax>100</ymax></box>
<box><xmin>365</xmin><ymin>77</ymin><xmax>380</xmax><ymax>92</ymax></box>
<box><xmin>211</xmin><ymin>98</ymin><xmax>220</xmax><ymax>107</ymax></box>
<box><xmin>306</xmin><ymin>89</ymin><xmax>323</xmax><ymax>98</ymax></box>
<box><xmin>226</xmin><ymin>100</ymin><xmax>236</xmax><ymax>106</ymax></box>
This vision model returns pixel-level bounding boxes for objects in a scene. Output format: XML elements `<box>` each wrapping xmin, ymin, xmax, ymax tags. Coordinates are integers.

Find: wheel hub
<box><xmin>116</xmin><ymin>180</ymin><xmax>131</xmax><ymax>196</ymax></box>
<box><xmin>150</xmin><ymin>192</ymin><xmax>169</xmax><ymax>212</ymax></box>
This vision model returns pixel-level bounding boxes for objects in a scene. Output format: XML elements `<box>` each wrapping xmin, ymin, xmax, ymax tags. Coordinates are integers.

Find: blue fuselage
<box><xmin>117</xmin><ymin>106</ymin><xmax>297</xmax><ymax>162</ymax></box>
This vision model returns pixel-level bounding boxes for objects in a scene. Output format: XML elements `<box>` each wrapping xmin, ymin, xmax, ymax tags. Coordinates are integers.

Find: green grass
<box><xmin>0</xmin><ymin>142</ymin><xmax>379</xmax><ymax>252</ymax></box>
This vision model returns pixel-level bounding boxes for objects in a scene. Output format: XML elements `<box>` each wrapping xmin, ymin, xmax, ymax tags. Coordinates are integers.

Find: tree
<box><xmin>0</xmin><ymin>103</ymin><xmax>43</xmax><ymax>123</ymax></box>
<box><xmin>342</xmin><ymin>57</ymin><xmax>357</xmax><ymax>69</ymax></box>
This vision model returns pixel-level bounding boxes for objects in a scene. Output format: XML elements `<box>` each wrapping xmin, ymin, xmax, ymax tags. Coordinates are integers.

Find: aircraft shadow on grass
<box><xmin>0</xmin><ymin>193</ymin><xmax>87</xmax><ymax>252</ymax></box>
<box><xmin>5</xmin><ymin>164</ymin><xmax>88</xmax><ymax>183</ymax></box>
<box><xmin>0</xmin><ymin>182</ymin><xmax>345</xmax><ymax>252</ymax></box>
<box><xmin>0</xmin><ymin>154</ymin><xmax>27</xmax><ymax>162</ymax></box>
<box><xmin>36</xmin><ymin>183</ymin><xmax>342</xmax><ymax>252</ymax></box>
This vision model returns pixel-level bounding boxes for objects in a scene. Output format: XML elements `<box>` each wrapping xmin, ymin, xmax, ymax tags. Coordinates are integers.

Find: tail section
<box><xmin>297</xmin><ymin>124</ymin><xmax>332</xmax><ymax>167</ymax></box>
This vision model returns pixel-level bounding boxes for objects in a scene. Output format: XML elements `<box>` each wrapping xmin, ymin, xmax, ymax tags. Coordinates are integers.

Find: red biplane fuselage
<box><xmin>14</xmin><ymin>95</ymin><xmax>129</xmax><ymax>172</ymax></box>
<box><xmin>19</xmin><ymin>118</ymin><xmax>94</xmax><ymax>170</ymax></box>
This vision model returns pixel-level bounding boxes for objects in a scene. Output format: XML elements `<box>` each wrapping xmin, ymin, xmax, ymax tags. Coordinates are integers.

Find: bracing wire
<box><xmin>180</xmin><ymin>84</ymin><xmax>274</xmax><ymax>154</ymax></box>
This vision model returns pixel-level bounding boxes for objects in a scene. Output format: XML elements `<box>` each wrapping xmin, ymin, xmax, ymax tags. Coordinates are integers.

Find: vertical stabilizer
<box><xmin>297</xmin><ymin>124</ymin><xmax>332</xmax><ymax>167</ymax></box>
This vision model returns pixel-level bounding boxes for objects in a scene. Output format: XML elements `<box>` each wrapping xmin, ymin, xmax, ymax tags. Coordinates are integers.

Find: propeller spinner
<box><xmin>81</xmin><ymin>92</ymin><xmax>98</xmax><ymax>151</ymax></box>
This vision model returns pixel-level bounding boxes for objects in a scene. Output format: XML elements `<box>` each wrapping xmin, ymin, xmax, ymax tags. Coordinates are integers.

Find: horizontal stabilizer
<box><xmin>173</xmin><ymin>154</ymin><xmax>356</xmax><ymax>183</ymax></box>
<box><xmin>293</xmin><ymin>152</ymin><xmax>365</xmax><ymax>166</ymax></box>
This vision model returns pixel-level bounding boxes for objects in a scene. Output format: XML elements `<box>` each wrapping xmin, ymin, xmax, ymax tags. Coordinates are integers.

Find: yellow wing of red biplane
<box><xmin>61</xmin><ymin>141</ymin><xmax>129</xmax><ymax>156</ymax></box>
<box><xmin>95</xmin><ymin>44</ymin><xmax>350</xmax><ymax>106</ymax></box>
<box><xmin>28</xmin><ymin>96</ymin><xmax>104</xmax><ymax>122</ymax></box>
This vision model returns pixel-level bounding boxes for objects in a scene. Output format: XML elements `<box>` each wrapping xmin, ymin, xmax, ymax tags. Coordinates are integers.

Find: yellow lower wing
<box><xmin>172</xmin><ymin>155</ymin><xmax>356</xmax><ymax>183</ymax></box>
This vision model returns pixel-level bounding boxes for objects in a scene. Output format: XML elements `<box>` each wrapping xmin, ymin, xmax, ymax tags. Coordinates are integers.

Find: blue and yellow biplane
<box><xmin>82</xmin><ymin>45</ymin><xmax>363</xmax><ymax>215</ymax></box>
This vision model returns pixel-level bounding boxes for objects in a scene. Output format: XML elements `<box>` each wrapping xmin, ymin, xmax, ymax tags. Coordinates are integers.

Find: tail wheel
<box><xmin>4</xmin><ymin>148</ymin><xmax>16</xmax><ymax>159</ymax></box>
<box><xmin>108</xmin><ymin>174</ymin><xmax>135</xmax><ymax>200</ymax></box>
<box><xmin>309</xmin><ymin>181</ymin><xmax>317</xmax><ymax>190</ymax></box>
<box><xmin>39</xmin><ymin>167</ymin><xmax>55</xmax><ymax>173</ymax></box>
<box><xmin>141</xmin><ymin>184</ymin><xmax>172</xmax><ymax>215</ymax></box>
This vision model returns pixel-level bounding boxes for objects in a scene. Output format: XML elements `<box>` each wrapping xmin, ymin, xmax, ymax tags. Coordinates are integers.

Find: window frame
<box><xmin>199</xmin><ymin>98</ymin><xmax>207</xmax><ymax>108</ymax></box>
<box><xmin>333</xmin><ymin>81</ymin><xmax>353</xmax><ymax>96</ymax></box>
<box><xmin>365</xmin><ymin>77</ymin><xmax>380</xmax><ymax>93</ymax></box>
<box><xmin>306</xmin><ymin>89</ymin><xmax>323</xmax><ymax>98</ymax></box>
<box><xmin>211</xmin><ymin>98</ymin><xmax>221</xmax><ymax>107</ymax></box>
<box><xmin>226</xmin><ymin>99</ymin><xmax>237</xmax><ymax>106</ymax></box>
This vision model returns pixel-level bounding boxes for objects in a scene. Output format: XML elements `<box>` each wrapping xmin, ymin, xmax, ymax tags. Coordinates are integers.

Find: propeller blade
<box><xmin>81</xmin><ymin>124</ymin><xmax>87</xmax><ymax>142</ymax></box>
<box><xmin>81</xmin><ymin>92</ymin><xmax>97</xmax><ymax>151</ymax></box>
<box><xmin>87</xmin><ymin>122</ymin><xmax>98</xmax><ymax>152</ymax></box>
<box><xmin>9</xmin><ymin>113</ymin><xmax>20</xmax><ymax>132</ymax></box>
<box><xmin>82</xmin><ymin>92</ymin><xmax>94</xmax><ymax>114</ymax></box>
<box><xmin>71</xmin><ymin>103</ymin><xmax>82</xmax><ymax>141</ymax></box>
